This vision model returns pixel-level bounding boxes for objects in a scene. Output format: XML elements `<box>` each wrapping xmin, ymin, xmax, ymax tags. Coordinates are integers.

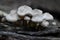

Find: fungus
<box><xmin>24</xmin><ymin>16</ymin><xmax>30</xmax><ymax>23</ymax></box>
<box><xmin>17</xmin><ymin>5</ymin><xmax>32</xmax><ymax>26</ymax></box>
<box><xmin>43</xmin><ymin>12</ymin><xmax>54</xmax><ymax>20</ymax></box>
<box><xmin>17</xmin><ymin>5</ymin><xmax>32</xmax><ymax>17</ymax></box>
<box><xmin>41</xmin><ymin>20</ymin><xmax>49</xmax><ymax>27</ymax></box>
<box><xmin>31</xmin><ymin>9</ymin><xmax>43</xmax><ymax>16</ymax></box>
<box><xmin>24</xmin><ymin>16</ymin><xmax>30</xmax><ymax>25</ymax></box>
<box><xmin>31</xmin><ymin>14</ymin><xmax>44</xmax><ymax>29</ymax></box>
<box><xmin>5</xmin><ymin>9</ymin><xmax>19</xmax><ymax>22</ymax></box>
<box><xmin>31</xmin><ymin>15</ymin><xmax>44</xmax><ymax>22</ymax></box>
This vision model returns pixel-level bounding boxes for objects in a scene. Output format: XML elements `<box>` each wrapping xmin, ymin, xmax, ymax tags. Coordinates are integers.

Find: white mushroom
<box><xmin>52</xmin><ymin>22</ymin><xmax>56</xmax><ymax>25</ymax></box>
<box><xmin>5</xmin><ymin>10</ymin><xmax>19</xmax><ymax>22</ymax></box>
<box><xmin>41</xmin><ymin>20</ymin><xmax>49</xmax><ymax>27</ymax></box>
<box><xmin>31</xmin><ymin>15</ymin><xmax>44</xmax><ymax>26</ymax></box>
<box><xmin>24</xmin><ymin>16</ymin><xmax>30</xmax><ymax>20</ymax></box>
<box><xmin>31</xmin><ymin>9</ymin><xmax>43</xmax><ymax>16</ymax></box>
<box><xmin>31</xmin><ymin>15</ymin><xmax>44</xmax><ymax>22</ymax></box>
<box><xmin>24</xmin><ymin>16</ymin><xmax>30</xmax><ymax>24</ymax></box>
<box><xmin>5</xmin><ymin>14</ymin><xmax>19</xmax><ymax>22</ymax></box>
<box><xmin>43</xmin><ymin>12</ymin><xmax>54</xmax><ymax>20</ymax></box>
<box><xmin>17</xmin><ymin>5</ymin><xmax>32</xmax><ymax>16</ymax></box>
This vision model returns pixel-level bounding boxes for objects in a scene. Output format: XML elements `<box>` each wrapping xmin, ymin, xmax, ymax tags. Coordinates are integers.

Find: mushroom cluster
<box><xmin>0</xmin><ymin>5</ymin><xmax>57</xmax><ymax>30</ymax></box>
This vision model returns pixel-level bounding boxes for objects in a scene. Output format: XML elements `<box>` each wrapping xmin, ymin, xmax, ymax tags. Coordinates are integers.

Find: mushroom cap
<box><xmin>43</xmin><ymin>12</ymin><xmax>54</xmax><ymax>20</ymax></box>
<box><xmin>17</xmin><ymin>5</ymin><xmax>32</xmax><ymax>16</ymax></box>
<box><xmin>5</xmin><ymin>10</ymin><xmax>19</xmax><ymax>22</ymax></box>
<box><xmin>31</xmin><ymin>15</ymin><xmax>44</xmax><ymax>22</ymax></box>
<box><xmin>31</xmin><ymin>9</ymin><xmax>43</xmax><ymax>16</ymax></box>
<box><xmin>31</xmin><ymin>12</ymin><xmax>54</xmax><ymax>22</ymax></box>
<box><xmin>5</xmin><ymin>14</ymin><xmax>19</xmax><ymax>22</ymax></box>
<box><xmin>24</xmin><ymin>16</ymin><xmax>30</xmax><ymax>20</ymax></box>
<box><xmin>41</xmin><ymin>20</ymin><xmax>49</xmax><ymax>27</ymax></box>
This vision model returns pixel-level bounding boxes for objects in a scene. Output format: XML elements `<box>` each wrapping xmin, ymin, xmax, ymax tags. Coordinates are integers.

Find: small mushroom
<box><xmin>31</xmin><ymin>15</ymin><xmax>44</xmax><ymax>29</ymax></box>
<box><xmin>24</xmin><ymin>16</ymin><xmax>30</xmax><ymax>26</ymax></box>
<box><xmin>3</xmin><ymin>9</ymin><xmax>21</xmax><ymax>27</ymax></box>
<box><xmin>43</xmin><ymin>12</ymin><xmax>54</xmax><ymax>20</ymax></box>
<box><xmin>17</xmin><ymin>5</ymin><xmax>32</xmax><ymax>17</ymax></box>
<box><xmin>31</xmin><ymin>9</ymin><xmax>43</xmax><ymax>16</ymax></box>
<box><xmin>5</xmin><ymin>14</ymin><xmax>19</xmax><ymax>22</ymax></box>
<box><xmin>5</xmin><ymin>9</ymin><xmax>19</xmax><ymax>22</ymax></box>
<box><xmin>41</xmin><ymin>20</ymin><xmax>49</xmax><ymax>27</ymax></box>
<box><xmin>17</xmin><ymin>5</ymin><xmax>32</xmax><ymax>26</ymax></box>
<box><xmin>31</xmin><ymin>15</ymin><xmax>44</xmax><ymax>23</ymax></box>
<box><xmin>24</xmin><ymin>16</ymin><xmax>30</xmax><ymax>23</ymax></box>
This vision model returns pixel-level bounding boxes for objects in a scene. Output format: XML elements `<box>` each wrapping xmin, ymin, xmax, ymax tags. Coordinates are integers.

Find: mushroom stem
<box><xmin>24</xmin><ymin>16</ymin><xmax>31</xmax><ymax>27</ymax></box>
<box><xmin>35</xmin><ymin>22</ymin><xmax>40</xmax><ymax>30</ymax></box>
<box><xmin>19</xmin><ymin>16</ymin><xmax>25</xmax><ymax>19</ymax></box>
<box><xmin>37</xmin><ymin>23</ymin><xmax>40</xmax><ymax>26</ymax></box>
<box><xmin>27</xmin><ymin>20</ymin><xmax>32</xmax><ymax>27</ymax></box>
<box><xmin>23</xmin><ymin>20</ymin><xmax>29</xmax><ymax>27</ymax></box>
<box><xmin>26</xmin><ymin>20</ymin><xmax>29</xmax><ymax>24</ymax></box>
<box><xmin>18</xmin><ymin>16</ymin><xmax>25</xmax><ymax>26</ymax></box>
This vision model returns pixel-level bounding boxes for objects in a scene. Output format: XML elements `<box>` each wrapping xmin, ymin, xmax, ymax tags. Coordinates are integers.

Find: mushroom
<box><xmin>5</xmin><ymin>9</ymin><xmax>19</xmax><ymax>22</ymax></box>
<box><xmin>29</xmin><ymin>9</ymin><xmax>43</xmax><ymax>26</ymax></box>
<box><xmin>5</xmin><ymin>14</ymin><xmax>19</xmax><ymax>22</ymax></box>
<box><xmin>17</xmin><ymin>5</ymin><xmax>32</xmax><ymax>19</ymax></box>
<box><xmin>2</xmin><ymin>9</ymin><xmax>21</xmax><ymax>27</ymax></box>
<box><xmin>31</xmin><ymin>15</ymin><xmax>44</xmax><ymax>23</ymax></box>
<box><xmin>24</xmin><ymin>16</ymin><xmax>30</xmax><ymax>26</ymax></box>
<box><xmin>41</xmin><ymin>20</ymin><xmax>49</xmax><ymax>27</ymax></box>
<box><xmin>31</xmin><ymin>15</ymin><xmax>44</xmax><ymax>29</ymax></box>
<box><xmin>43</xmin><ymin>12</ymin><xmax>54</xmax><ymax>20</ymax></box>
<box><xmin>31</xmin><ymin>9</ymin><xmax>43</xmax><ymax>16</ymax></box>
<box><xmin>17</xmin><ymin>5</ymin><xmax>32</xmax><ymax>26</ymax></box>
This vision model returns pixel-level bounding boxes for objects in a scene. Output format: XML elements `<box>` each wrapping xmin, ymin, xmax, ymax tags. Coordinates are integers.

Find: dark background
<box><xmin>0</xmin><ymin>0</ymin><xmax>60</xmax><ymax>11</ymax></box>
<box><xmin>0</xmin><ymin>0</ymin><xmax>60</xmax><ymax>20</ymax></box>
